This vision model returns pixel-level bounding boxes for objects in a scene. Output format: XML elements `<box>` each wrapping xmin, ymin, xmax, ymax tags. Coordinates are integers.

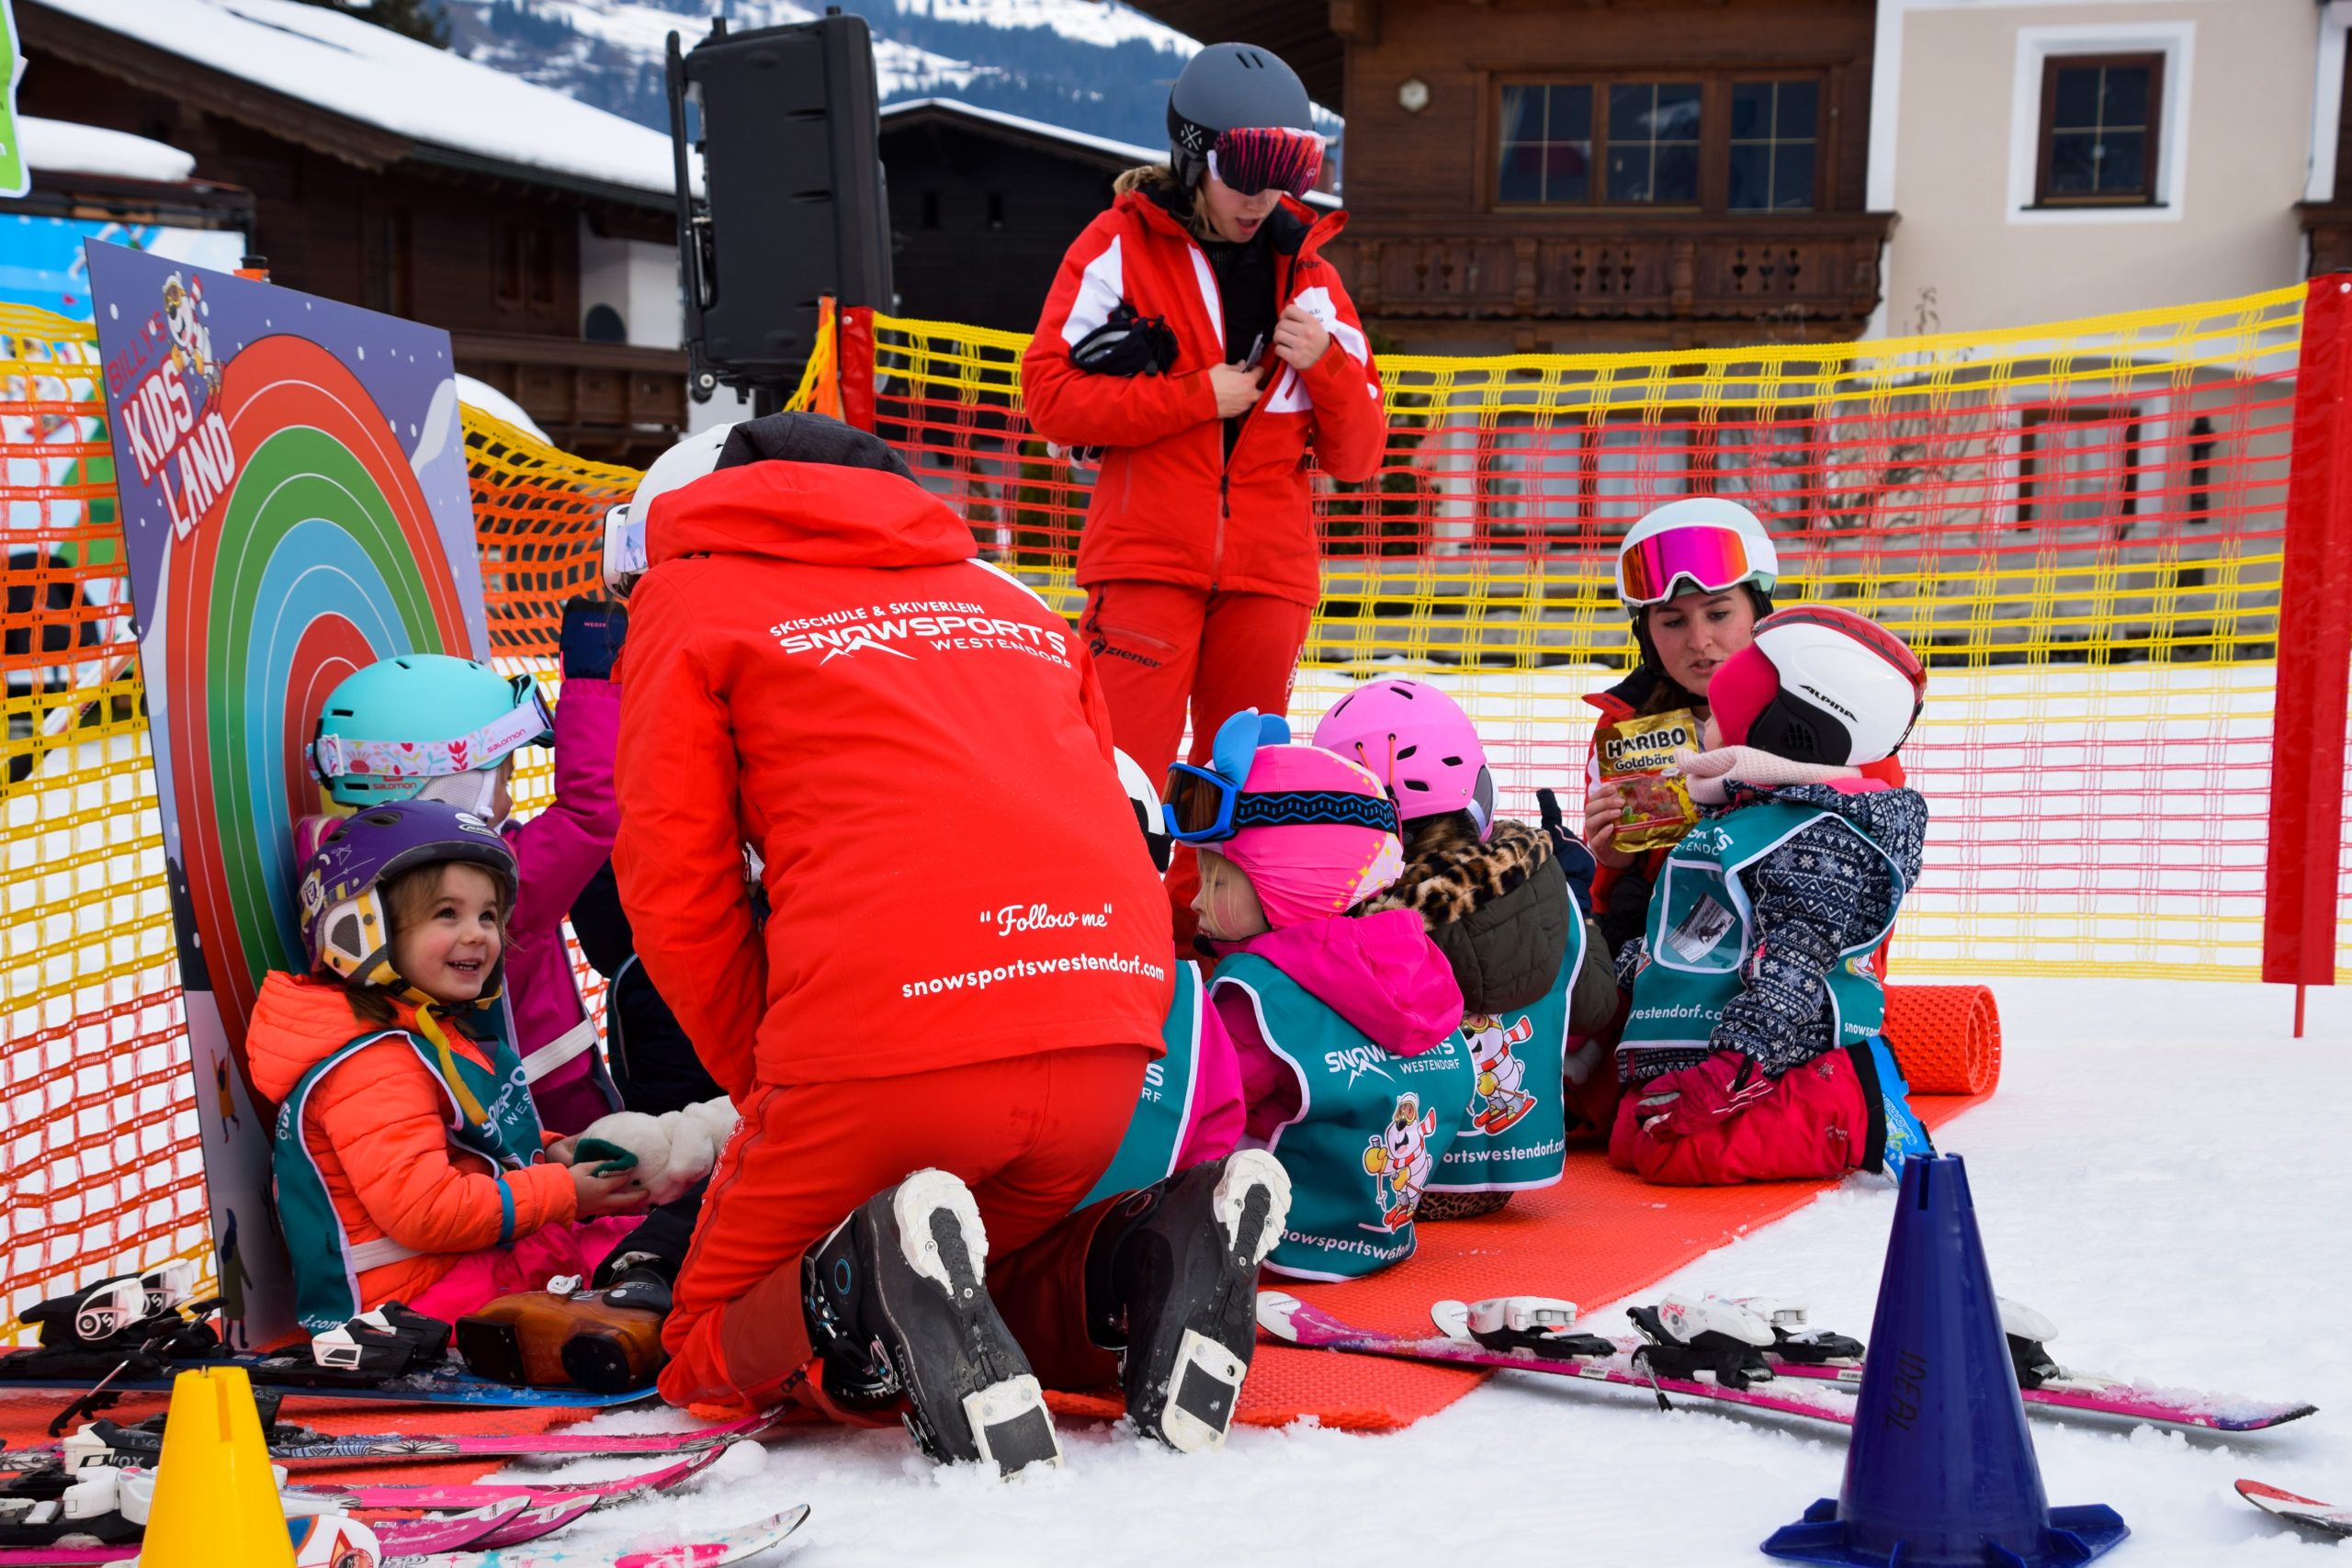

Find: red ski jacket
<box><xmin>613</xmin><ymin>461</ymin><xmax>1173</xmax><ymax>1099</ymax></box>
<box><xmin>1022</xmin><ymin>191</ymin><xmax>1386</xmax><ymax>607</ymax></box>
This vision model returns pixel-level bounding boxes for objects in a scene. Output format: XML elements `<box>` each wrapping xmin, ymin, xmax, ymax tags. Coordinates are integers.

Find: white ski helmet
<box><xmin>1113</xmin><ymin>747</ymin><xmax>1174</xmax><ymax>874</ymax></box>
<box><xmin>1710</xmin><ymin>605</ymin><xmax>1926</xmax><ymax>766</ymax></box>
<box><xmin>602</xmin><ymin>422</ymin><xmax>734</xmax><ymax>600</ymax></box>
<box><xmin>1615</xmin><ymin>496</ymin><xmax>1781</xmax><ymax>606</ymax></box>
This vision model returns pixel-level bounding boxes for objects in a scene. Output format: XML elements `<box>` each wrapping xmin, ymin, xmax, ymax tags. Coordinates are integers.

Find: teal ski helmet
<box><xmin>311</xmin><ymin>654</ymin><xmax>554</xmax><ymax>809</ymax></box>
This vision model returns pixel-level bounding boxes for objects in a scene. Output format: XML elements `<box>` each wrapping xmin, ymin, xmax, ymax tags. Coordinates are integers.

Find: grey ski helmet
<box><xmin>1168</xmin><ymin>43</ymin><xmax>1316</xmax><ymax>191</ymax></box>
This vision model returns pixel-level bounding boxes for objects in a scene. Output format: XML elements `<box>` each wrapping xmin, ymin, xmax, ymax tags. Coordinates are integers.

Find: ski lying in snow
<box><xmin>1</xmin><ymin>1410</ymin><xmax>784</xmax><ymax>1473</ymax></box>
<box><xmin>398</xmin><ymin>1503</ymin><xmax>812</xmax><ymax>1567</ymax></box>
<box><xmin>1255</xmin><ymin>1292</ymin><xmax>1858</xmax><ymax>1428</ymax></box>
<box><xmin>0</xmin><ymin>1497</ymin><xmax>536</xmax><ymax>1565</ymax></box>
<box><xmin>1435</xmin><ymin>1294</ymin><xmax>2316</xmax><ymax>1436</ymax></box>
<box><xmin>0</xmin><ymin>1355</ymin><xmax>658</xmax><ymax>1410</ymax></box>
<box><xmin>2236</xmin><ymin>1480</ymin><xmax>2352</xmax><ymax>1539</ymax></box>
<box><xmin>0</xmin><ymin>1493</ymin><xmax>606</xmax><ymax>1565</ymax></box>
<box><xmin>285</xmin><ymin>1444</ymin><xmax>730</xmax><ymax>1513</ymax></box>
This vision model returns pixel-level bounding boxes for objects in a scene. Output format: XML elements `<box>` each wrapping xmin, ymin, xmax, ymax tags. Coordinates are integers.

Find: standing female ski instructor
<box><xmin>1023</xmin><ymin>42</ymin><xmax>1386</xmax><ymax>940</ymax></box>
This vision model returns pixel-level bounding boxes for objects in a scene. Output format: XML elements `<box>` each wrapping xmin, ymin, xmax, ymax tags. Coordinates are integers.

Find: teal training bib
<box><xmin>1078</xmin><ymin>964</ymin><xmax>1205</xmax><ymax>1208</ymax></box>
<box><xmin>1621</xmin><ymin>801</ymin><xmax>1905</xmax><ymax>1061</ymax></box>
<box><xmin>273</xmin><ymin>1020</ymin><xmax>544</xmax><ymax>1331</ymax></box>
<box><xmin>1430</xmin><ymin>909</ymin><xmax>1588</xmax><ymax>1193</ymax></box>
<box><xmin>1213</xmin><ymin>953</ymin><xmax>1474</xmax><ymax>1281</ymax></box>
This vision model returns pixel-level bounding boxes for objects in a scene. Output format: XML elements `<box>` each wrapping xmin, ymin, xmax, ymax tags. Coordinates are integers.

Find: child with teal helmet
<box><xmin>304</xmin><ymin>608</ymin><xmax>631</xmax><ymax>1133</ymax></box>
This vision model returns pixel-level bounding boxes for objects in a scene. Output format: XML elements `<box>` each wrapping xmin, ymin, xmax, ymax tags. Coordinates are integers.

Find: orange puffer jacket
<box><xmin>246</xmin><ymin>972</ymin><xmax>577</xmax><ymax>1309</ymax></box>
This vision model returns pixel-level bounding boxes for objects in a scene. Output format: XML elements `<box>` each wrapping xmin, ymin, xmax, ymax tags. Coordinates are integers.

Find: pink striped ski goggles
<box><xmin>1207</xmin><ymin>127</ymin><xmax>1324</xmax><ymax>199</ymax></box>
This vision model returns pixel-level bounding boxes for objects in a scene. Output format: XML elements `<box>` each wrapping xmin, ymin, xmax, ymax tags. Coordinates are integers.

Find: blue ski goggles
<box><xmin>1162</xmin><ymin>708</ymin><xmax>1402</xmax><ymax>846</ymax></box>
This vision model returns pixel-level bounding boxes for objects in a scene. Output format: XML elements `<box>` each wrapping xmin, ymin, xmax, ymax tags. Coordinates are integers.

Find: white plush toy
<box><xmin>573</xmin><ymin>1096</ymin><xmax>738</xmax><ymax>1205</ymax></box>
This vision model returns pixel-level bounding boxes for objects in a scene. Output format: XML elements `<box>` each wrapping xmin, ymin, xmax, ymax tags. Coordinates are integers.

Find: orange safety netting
<box><xmin>5</xmin><ymin>284</ymin><xmax>2346</xmax><ymax>1346</ymax></box>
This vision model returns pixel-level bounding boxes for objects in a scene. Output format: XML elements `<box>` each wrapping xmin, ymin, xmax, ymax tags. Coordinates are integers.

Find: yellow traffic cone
<box><xmin>137</xmin><ymin>1366</ymin><xmax>295</xmax><ymax>1567</ymax></box>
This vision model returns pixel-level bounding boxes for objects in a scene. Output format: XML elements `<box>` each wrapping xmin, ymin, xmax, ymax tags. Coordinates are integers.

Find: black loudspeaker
<box><xmin>667</xmin><ymin>13</ymin><xmax>894</xmax><ymax>402</ymax></box>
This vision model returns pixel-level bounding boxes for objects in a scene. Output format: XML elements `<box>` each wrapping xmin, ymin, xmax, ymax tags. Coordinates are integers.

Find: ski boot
<box><xmin>803</xmin><ymin>1169</ymin><xmax>1060</xmax><ymax>1476</ymax></box>
<box><xmin>1087</xmin><ymin>1149</ymin><xmax>1292</xmax><ymax>1453</ymax></box>
<box><xmin>1626</xmin><ymin>1292</ymin><xmax>1778</xmax><ymax>1389</ymax></box>
<box><xmin>1459</xmin><ymin>1297</ymin><xmax>1617</xmax><ymax>1361</ymax></box>
<box><xmin>1732</xmin><ymin>1295</ymin><xmax>1865</xmax><ymax>1367</ymax></box>
<box><xmin>1999</xmin><ymin>1298</ymin><xmax>2064</xmax><ymax>1389</ymax></box>
<box><xmin>458</xmin><ymin>1279</ymin><xmax>668</xmax><ymax>1394</ymax></box>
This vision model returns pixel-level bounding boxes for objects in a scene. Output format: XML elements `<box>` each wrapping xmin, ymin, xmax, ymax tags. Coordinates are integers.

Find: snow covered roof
<box><xmin>880</xmin><ymin>97</ymin><xmax>1339</xmax><ymax>208</ymax></box>
<box><xmin>33</xmin><ymin>0</ymin><xmax>680</xmax><ymax>204</ymax></box>
<box><xmin>21</xmin><ymin>116</ymin><xmax>197</xmax><ymax>183</ymax></box>
<box><xmin>882</xmin><ymin>97</ymin><xmax>1166</xmax><ymax>170</ymax></box>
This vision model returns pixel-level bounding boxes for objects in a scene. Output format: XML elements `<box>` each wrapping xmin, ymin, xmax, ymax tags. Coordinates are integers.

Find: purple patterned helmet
<box><xmin>1312</xmin><ymin>678</ymin><xmax>1496</xmax><ymax>840</ymax></box>
<box><xmin>298</xmin><ymin>798</ymin><xmax>516</xmax><ymax>987</ymax></box>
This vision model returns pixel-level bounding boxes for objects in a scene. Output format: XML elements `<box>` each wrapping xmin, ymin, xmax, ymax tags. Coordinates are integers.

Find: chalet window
<box><xmin>1498</xmin><ymin>77</ymin><xmax>1816</xmax><ymax>210</ymax></box>
<box><xmin>2019</xmin><ymin>407</ymin><xmax>2141</xmax><ymax>526</ymax></box>
<box><xmin>495</xmin><ymin>227</ymin><xmax>525</xmax><ymax>310</ymax></box>
<box><xmin>1708</xmin><ymin>420</ymin><xmax>1818</xmax><ymax>519</ymax></box>
<box><xmin>1728</xmin><ymin>82</ymin><xmax>1819</xmax><ymax>212</ymax></box>
<box><xmin>1481</xmin><ymin>415</ymin><xmax>1827</xmax><ymax>549</ymax></box>
<box><xmin>1605</xmin><ymin>84</ymin><xmax>1701</xmax><ymax>203</ymax></box>
<box><xmin>526</xmin><ymin>229</ymin><xmax>558</xmax><ymax>310</ymax></box>
<box><xmin>1483</xmin><ymin>416</ymin><xmax>1690</xmax><ymax>550</ymax></box>
<box><xmin>2036</xmin><ymin>55</ymin><xmax>2161</xmax><ymax>206</ymax></box>
<box><xmin>1498</xmin><ymin>85</ymin><xmax>1594</xmax><ymax>204</ymax></box>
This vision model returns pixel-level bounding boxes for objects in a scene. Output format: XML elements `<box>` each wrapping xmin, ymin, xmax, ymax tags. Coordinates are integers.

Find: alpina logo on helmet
<box><xmin>1796</xmin><ymin>682</ymin><xmax>1859</xmax><ymax>722</ymax></box>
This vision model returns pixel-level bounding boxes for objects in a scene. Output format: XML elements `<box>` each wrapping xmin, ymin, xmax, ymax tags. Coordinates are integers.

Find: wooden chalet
<box><xmin>17</xmin><ymin>0</ymin><xmax>686</xmax><ymax>463</ymax></box>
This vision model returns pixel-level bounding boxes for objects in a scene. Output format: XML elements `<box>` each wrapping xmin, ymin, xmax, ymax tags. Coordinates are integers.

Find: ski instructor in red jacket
<box><xmin>613</xmin><ymin>413</ymin><xmax>1294</xmax><ymax>1471</ymax></box>
<box><xmin>1023</xmin><ymin>41</ymin><xmax>1385</xmax><ymax>942</ymax></box>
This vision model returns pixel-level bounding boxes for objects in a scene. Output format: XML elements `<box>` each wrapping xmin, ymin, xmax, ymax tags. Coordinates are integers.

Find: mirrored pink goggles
<box><xmin>1207</xmin><ymin>128</ymin><xmax>1325</xmax><ymax>199</ymax></box>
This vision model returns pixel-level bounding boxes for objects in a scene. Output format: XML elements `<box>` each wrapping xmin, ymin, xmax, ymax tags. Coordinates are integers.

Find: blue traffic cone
<box><xmin>1762</xmin><ymin>1154</ymin><xmax>2127</xmax><ymax>1567</ymax></box>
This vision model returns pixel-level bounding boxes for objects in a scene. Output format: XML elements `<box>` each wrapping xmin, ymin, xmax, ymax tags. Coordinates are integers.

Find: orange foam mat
<box><xmin>1050</xmin><ymin>1093</ymin><xmax>1984</xmax><ymax>1434</ymax></box>
<box><xmin>0</xmin><ymin>1386</ymin><xmax>587</xmax><ymax>1487</ymax></box>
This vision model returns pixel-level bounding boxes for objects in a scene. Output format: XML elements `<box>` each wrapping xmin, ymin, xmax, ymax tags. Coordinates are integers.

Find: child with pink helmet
<box><xmin>1169</xmin><ymin>710</ymin><xmax>1469</xmax><ymax>1279</ymax></box>
<box><xmin>1315</xmin><ymin>678</ymin><xmax>1619</xmax><ymax>1218</ymax></box>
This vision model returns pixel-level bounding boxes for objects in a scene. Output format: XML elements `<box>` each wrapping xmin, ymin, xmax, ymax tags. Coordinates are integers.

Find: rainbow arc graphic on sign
<box><xmin>165</xmin><ymin>333</ymin><xmax>473</xmax><ymax>1041</ymax></box>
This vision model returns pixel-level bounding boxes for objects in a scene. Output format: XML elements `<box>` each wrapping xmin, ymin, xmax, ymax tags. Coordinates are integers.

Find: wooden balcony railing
<box><xmin>2301</xmin><ymin>202</ymin><xmax>2352</xmax><ymax>279</ymax></box>
<box><xmin>450</xmin><ymin>332</ymin><xmax>688</xmax><ymax>466</ymax></box>
<box><xmin>1329</xmin><ymin>211</ymin><xmax>1896</xmax><ymax>330</ymax></box>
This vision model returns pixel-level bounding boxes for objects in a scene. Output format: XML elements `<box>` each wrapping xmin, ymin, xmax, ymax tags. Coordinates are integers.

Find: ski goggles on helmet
<box><xmin>601</xmin><ymin>501</ymin><xmax>650</xmax><ymax>601</ymax></box>
<box><xmin>1615</xmin><ymin>524</ymin><xmax>1770</xmax><ymax>607</ymax></box>
<box><xmin>310</xmin><ymin>673</ymin><xmax>555</xmax><ymax>786</ymax></box>
<box><xmin>1206</xmin><ymin>127</ymin><xmax>1325</xmax><ymax>199</ymax></box>
<box><xmin>1163</xmin><ymin>708</ymin><xmax>1401</xmax><ymax>845</ymax></box>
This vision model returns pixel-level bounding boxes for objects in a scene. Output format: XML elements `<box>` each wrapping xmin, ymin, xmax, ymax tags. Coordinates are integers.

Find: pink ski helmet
<box><xmin>1312</xmin><ymin>678</ymin><xmax>1496</xmax><ymax>840</ymax></box>
<box><xmin>1221</xmin><ymin>743</ymin><xmax>1407</xmax><ymax>930</ymax></box>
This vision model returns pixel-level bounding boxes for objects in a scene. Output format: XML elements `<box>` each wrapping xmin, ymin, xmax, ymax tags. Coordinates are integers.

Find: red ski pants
<box><xmin>1080</xmin><ymin>581</ymin><xmax>1313</xmax><ymax>948</ymax></box>
<box><xmin>659</xmin><ymin>1044</ymin><xmax>1148</xmax><ymax>1414</ymax></box>
<box><xmin>1607</xmin><ymin>1052</ymin><xmax>1867</xmax><ymax>1186</ymax></box>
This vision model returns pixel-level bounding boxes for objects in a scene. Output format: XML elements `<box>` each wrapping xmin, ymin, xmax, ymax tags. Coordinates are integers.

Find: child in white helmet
<box><xmin>1610</xmin><ymin>606</ymin><xmax>1933</xmax><ymax>1186</ymax></box>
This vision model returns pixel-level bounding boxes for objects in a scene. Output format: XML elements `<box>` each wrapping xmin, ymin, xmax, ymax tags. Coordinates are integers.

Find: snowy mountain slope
<box><xmin>443</xmin><ymin>0</ymin><xmax>1205</xmax><ymax>147</ymax></box>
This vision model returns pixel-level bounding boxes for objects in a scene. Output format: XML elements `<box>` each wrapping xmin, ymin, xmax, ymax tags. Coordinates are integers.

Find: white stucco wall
<box><xmin>577</xmin><ymin>220</ymin><xmax>685</xmax><ymax>350</ymax></box>
<box><xmin>1872</xmin><ymin>0</ymin><xmax>2320</xmax><ymax>336</ymax></box>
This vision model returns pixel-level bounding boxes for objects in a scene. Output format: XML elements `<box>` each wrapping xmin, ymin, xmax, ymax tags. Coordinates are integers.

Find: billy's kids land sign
<box><xmin>88</xmin><ymin>241</ymin><xmax>490</xmax><ymax>1342</ymax></box>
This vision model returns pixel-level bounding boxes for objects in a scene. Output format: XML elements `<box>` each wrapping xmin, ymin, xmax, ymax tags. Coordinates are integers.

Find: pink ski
<box><xmin>285</xmin><ymin>1445</ymin><xmax>729</xmax><ymax>1512</ymax></box>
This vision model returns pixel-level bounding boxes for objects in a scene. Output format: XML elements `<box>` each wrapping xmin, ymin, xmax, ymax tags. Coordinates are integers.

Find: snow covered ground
<box><xmin>498</xmin><ymin>975</ymin><xmax>2352</xmax><ymax>1565</ymax></box>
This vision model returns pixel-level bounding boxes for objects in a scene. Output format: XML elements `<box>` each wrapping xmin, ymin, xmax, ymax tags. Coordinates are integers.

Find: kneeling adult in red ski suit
<box><xmin>613</xmin><ymin>413</ymin><xmax>1292</xmax><ymax>1470</ymax></box>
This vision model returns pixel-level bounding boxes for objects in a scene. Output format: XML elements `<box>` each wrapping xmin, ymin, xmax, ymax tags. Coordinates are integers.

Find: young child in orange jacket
<box><xmin>249</xmin><ymin>797</ymin><xmax>651</xmax><ymax>1333</ymax></box>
